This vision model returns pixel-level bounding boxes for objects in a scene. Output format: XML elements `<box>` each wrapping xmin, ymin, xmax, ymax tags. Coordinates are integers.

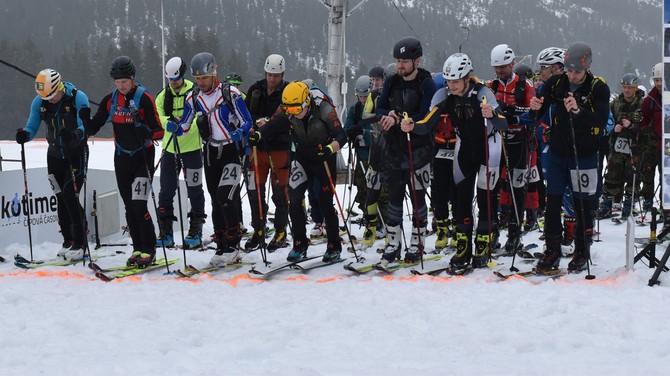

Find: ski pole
<box><xmin>20</xmin><ymin>143</ymin><xmax>34</xmax><ymax>262</ymax></box>
<box><xmin>154</xmin><ymin>133</ymin><xmax>175</xmax><ymax>171</ymax></box>
<box><xmin>402</xmin><ymin>112</ymin><xmax>424</xmax><ymax>268</ymax></box>
<box><xmin>173</xmin><ymin>136</ymin><xmax>189</xmax><ymax>269</ymax></box>
<box><xmin>322</xmin><ymin>156</ymin><xmax>360</xmax><ymax>262</ymax></box>
<box><xmin>93</xmin><ymin>190</ymin><xmax>101</xmax><ymax>249</ymax></box>
<box><xmin>568</xmin><ymin>115</ymin><xmax>595</xmax><ymax>280</ymax></box>
<box><xmin>252</xmin><ymin>145</ymin><xmax>269</xmax><ymax>265</ymax></box>
<box><xmin>481</xmin><ymin>98</ymin><xmax>495</xmax><ymax>269</ymax></box>
<box><xmin>500</xmin><ymin>135</ymin><xmax>523</xmax><ymax>272</ymax></box>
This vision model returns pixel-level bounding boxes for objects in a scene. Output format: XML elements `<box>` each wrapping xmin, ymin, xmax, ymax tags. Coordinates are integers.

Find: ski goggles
<box><xmin>281</xmin><ymin>98</ymin><xmax>309</xmax><ymax>115</ymax></box>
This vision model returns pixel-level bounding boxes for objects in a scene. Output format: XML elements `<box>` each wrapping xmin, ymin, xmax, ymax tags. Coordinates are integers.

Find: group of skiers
<box><xmin>17</xmin><ymin>37</ymin><xmax>663</xmax><ymax>273</ymax></box>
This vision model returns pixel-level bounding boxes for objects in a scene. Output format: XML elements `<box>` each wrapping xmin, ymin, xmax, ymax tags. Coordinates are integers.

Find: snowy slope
<box><xmin>0</xmin><ymin>139</ymin><xmax>669</xmax><ymax>375</ymax></box>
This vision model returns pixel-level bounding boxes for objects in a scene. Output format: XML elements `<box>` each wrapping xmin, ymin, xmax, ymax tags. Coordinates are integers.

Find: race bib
<box><xmin>47</xmin><ymin>174</ymin><xmax>61</xmax><ymax>194</ymax></box>
<box><xmin>510</xmin><ymin>168</ymin><xmax>528</xmax><ymax>189</ymax></box>
<box><xmin>289</xmin><ymin>161</ymin><xmax>308</xmax><ymax>189</ymax></box>
<box><xmin>435</xmin><ymin>149</ymin><xmax>455</xmax><ymax>160</ymax></box>
<box><xmin>477</xmin><ymin>165</ymin><xmax>499</xmax><ymax>190</ymax></box>
<box><xmin>218</xmin><ymin>163</ymin><xmax>241</xmax><ymax>187</ymax></box>
<box><xmin>365</xmin><ymin>168</ymin><xmax>381</xmax><ymax>190</ymax></box>
<box><xmin>131</xmin><ymin>177</ymin><xmax>151</xmax><ymax>201</ymax></box>
<box><xmin>613</xmin><ymin>137</ymin><xmax>631</xmax><ymax>154</ymax></box>
<box><xmin>412</xmin><ymin>163</ymin><xmax>431</xmax><ymax>190</ymax></box>
<box><xmin>526</xmin><ymin>165</ymin><xmax>540</xmax><ymax>183</ymax></box>
<box><xmin>570</xmin><ymin>168</ymin><xmax>598</xmax><ymax>195</ymax></box>
<box><xmin>185</xmin><ymin>168</ymin><xmax>203</xmax><ymax>188</ymax></box>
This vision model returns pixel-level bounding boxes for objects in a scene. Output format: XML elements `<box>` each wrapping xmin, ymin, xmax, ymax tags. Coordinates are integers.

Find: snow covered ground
<box><xmin>1</xmin><ymin>139</ymin><xmax>669</xmax><ymax>375</ymax></box>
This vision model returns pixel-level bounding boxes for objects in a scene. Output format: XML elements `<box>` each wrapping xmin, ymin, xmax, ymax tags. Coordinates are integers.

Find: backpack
<box><xmin>107</xmin><ymin>85</ymin><xmax>146</xmax><ymax>123</ymax></box>
<box><xmin>490</xmin><ymin>76</ymin><xmax>527</xmax><ymax>106</ymax></box>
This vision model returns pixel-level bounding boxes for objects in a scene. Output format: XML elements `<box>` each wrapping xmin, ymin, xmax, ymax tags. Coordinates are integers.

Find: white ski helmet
<box><xmin>35</xmin><ymin>69</ymin><xmax>63</xmax><ymax>100</ymax></box>
<box><xmin>354</xmin><ymin>75</ymin><xmax>373</xmax><ymax>96</ymax></box>
<box><xmin>652</xmin><ymin>62</ymin><xmax>663</xmax><ymax>79</ymax></box>
<box><xmin>490</xmin><ymin>44</ymin><xmax>515</xmax><ymax>66</ymax></box>
<box><xmin>264</xmin><ymin>54</ymin><xmax>286</xmax><ymax>74</ymax></box>
<box><xmin>443</xmin><ymin>53</ymin><xmax>473</xmax><ymax>80</ymax></box>
<box><xmin>537</xmin><ymin>47</ymin><xmax>565</xmax><ymax>66</ymax></box>
<box><xmin>165</xmin><ymin>57</ymin><xmax>187</xmax><ymax>79</ymax></box>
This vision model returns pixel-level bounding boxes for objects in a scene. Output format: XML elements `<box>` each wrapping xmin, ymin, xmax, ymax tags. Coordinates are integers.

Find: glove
<box><xmin>60</xmin><ymin>128</ymin><xmax>83</xmax><ymax>147</ymax></box>
<box><xmin>317</xmin><ymin>144</ymin><xmax>334</xmax><ymax>161</ymax></box>
<box><xmin>248</xmin><ymin>130</ymin><xmax>261</xmax><ymax>147</ymax></box>
<box><xmin>346</xmin><ymin>125</ymin><xmax>363</xmax><ymax>140</ymax></box>
<box><xmin>15</xmin><ymin>128</ymin><xmax>29</xmax><ymax>144</ymax></box>
<box><xmin>230</xmin><ymin>129</ymin><xmax>245</xmax><ymax>143</ymax></box>
<box><xmin>134</xmin><ymin>124</ymin><xmax>153</xmax><ymax>140</ymax></box>
<box><xmin>166</xmin><ymin>120</ymin><xmax>183</xmax><ymax>136</ymax></box>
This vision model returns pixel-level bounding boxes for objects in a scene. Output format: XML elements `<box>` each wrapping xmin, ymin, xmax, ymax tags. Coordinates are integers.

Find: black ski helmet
<box><xmin>110</xmin><ymin>56</ymin><xmax>136</xmax><ymax>79</ymax></box>
<box><xmin>393</xmin><ymin>37</ymin><xmax>423</xmax><ymax>59</ymax></box>
<box><xmin>190</xmin><ymin>52</ymin><xmax>217</xmax><ymax>77</ymax></box>
<box><xmin>564</xmin><ymin>42</ymin><xmax>592</xmax><ymax>71</ymax></box>
<box><xmin>368</xmin><ymin>66</ymin><xmax>385</xmax><ymax>79</ymax></box>
<box><xmin>514</xmin><ymin>63</ymin><xmax>533</xmax><ymax>80</ymax></box>
<box><xmin>620</xmin><ymin>73</ymin><xmax>638</xmax><ymax>86</ymax></box>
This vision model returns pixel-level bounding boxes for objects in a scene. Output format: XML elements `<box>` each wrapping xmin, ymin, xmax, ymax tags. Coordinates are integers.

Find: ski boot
<box><xmin>323</xmin><ymin>241</ymin><xmax>342</xmax><ymax>263</ymax></box>
<box><xmin>211</xmin><ymin>227</ymin><xmax>242</xmax><ymax>266</ymax></box>
<box><xmin>597</xmin><ymin>194</ymin><xmax>613</xmax><ymax>219</ymax></box>
<box><xmin>362</xmin><ymin>217</ymin><xmax>379</xmax><ymax>248</ymax></box>
<box><xmin>568</xmin><ymin>228</ymin><xmax>592</xmax><ymax>273</ymax></box>
<box><xmin>287</xmin><ymin>239</ymin><xmax>309</xmax><ymax>262</ymax></box>
<box><xmin>64</xmin><ymin>243</ymin><xmax>85</xmax><ymax>261</ymax></box>
<box><xmin>523</xmin><ymin>209</ymin><xmax>539</xmax><ymax>232</ymax></box>
<box><xmin>58</xmin><ymin>240</ymin><xmax>74</xmax><ymax>258</ymax></box>
<box><xmin>183</xmin><ymin>214</ymin><xmax>205</xmax><ymax>249</ymax></box>
<box><xmin>155</xmin><ymin>214</ymin><xmax>175</xmax><ymax>248</ymax></box>
<box><xmin>244</xmin><ymin>228</ymin><xmax>265</xmax><ymax>252</ymax></box>
<box><xmin>135</xmin><ymin>251</ymin><xmax>156</xmax><ymax>268</ymax></box>
<box><xmin>503</xmin><ymin>224</ymin><xmax>522</xmax><ymax>256</ymax></box>
<box><xmin>434</xmin><ymin>219</ymin><xmax>449</xmax><ymax>251</ymax></box>
<box><xmin>561</xmin><ymin>215</ymin><xmax>576</xmax><ymax>252</ymax></box>
<box><xmin>449</xmin><ymin>230</ymin><xmax>472</xmax><ymax>269</ymax></box>
<box><xmin>381</xmin><ymin>225</ymin><xmax>402</xmax><ymax>263</ymax></box>
<box><xmin>404</xmin><ymin>226</ymin><xmax>427</xmax><ymax>263</ymax></box>
<box><xmin>535</xmin><ymin>236</ymin><xmax>563</xmax><ymax>273</ymax></box>
<box><xmin>127</xmin><ymin>250</ymin><xmax>142</xmax><ymax>267</ymax></box>
<box><xmin>267</xmin><ymin>228</ymin><xmax>288</xmax><ymax>252</ymax></box>
<box><xmin>473</xmin><ymin>232</ymin><xmax>492</xmax><ymax>268</ymax></box>
<box><xmin>310</xmin><ymin>222</ymin><xmax>326</xmax><ymax>239</ymax></box>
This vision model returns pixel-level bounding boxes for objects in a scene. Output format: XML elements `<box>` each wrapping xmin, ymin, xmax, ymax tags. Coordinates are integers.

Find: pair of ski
<box><xmin>248</xmin><ymin>254</ymin><xmax>348</xmax><ymax>278</ymax></box>
<box><xmin>89</xmin><ymin>258</ymin><xmax>179</xmax><ymax>281</ymax></box>
<box><xmin>175</xmin><ymin>260</ymin><xmax>255</xmax><ymax>278</ymax></box>
<box><xmin>493</xmin><ymin>268</ymin><xmax>566</xmax><ymax>280</ymax></box>
<box><xmin>12</xmin><ymin>249</ymin><xmax>122</xmax><ymax>270</ymax></box>
<box><xmin>490</xmin><ymin>243</ymin><xmax>539</xmax><ymax>261</ymax></box>
<box><xmin>344</xmin><ymin>254</ymin><xmax>443</xmax><ymax>274</ymax></box>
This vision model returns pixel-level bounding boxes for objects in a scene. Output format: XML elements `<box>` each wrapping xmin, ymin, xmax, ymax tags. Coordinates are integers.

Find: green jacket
<box><xmin>155</xmin><ymin>79</ymin><xmax>201</xmax><ymax>153</ymax></box>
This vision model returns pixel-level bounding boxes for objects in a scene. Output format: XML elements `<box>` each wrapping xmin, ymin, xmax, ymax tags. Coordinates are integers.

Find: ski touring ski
<box><xmin>248</xmin><ymin>255</ymin><xmax>323</xmax><ymax>278</ymax></box>
<box><xmin>373</xmin><ymin>254</ymin><xmax>443</xmax><ymax>273</ymax></box>
<box><xmin>93</xmin><ymin>258</ymin><xmax>179</xmax><ymax>282</ymax></box>
<box><xmin>175</xmin><ymin>261</ymin><xmax>255</xmax><ymax>278</ymax></box>
<box><xmin>493</xmin><ymin>268</ymin><xmax>566</xmax><ymax>280</ymax></box>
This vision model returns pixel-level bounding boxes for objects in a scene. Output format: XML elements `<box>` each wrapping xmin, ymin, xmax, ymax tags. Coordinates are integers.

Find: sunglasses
<box><xmin>281</xmin><ymin>97</ymin><xmax>310</xmax><ymax>115</ymax></box>
<box><xmin>539</xmin><ymin>65</ymin><xmax>550</xmax><ymax>71</ymax></box>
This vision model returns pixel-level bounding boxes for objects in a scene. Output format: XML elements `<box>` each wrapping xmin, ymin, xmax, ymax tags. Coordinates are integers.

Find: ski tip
<box><xmin>0</xmin><ymin>255</ymin><xmax>5</xmax><ymax>263</ymax></box>
<box><xmin>14</xmin><ymin>262</ymin><xmax>30</xmax><ymax>270</ymax></box>
<box><xmin>94</xmin><ymin>271</ymin><xmax>113</xmax><ymax>282</ymax></box>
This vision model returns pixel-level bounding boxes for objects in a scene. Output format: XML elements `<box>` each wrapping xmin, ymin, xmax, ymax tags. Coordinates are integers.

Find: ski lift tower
<box><xmin>321</xmin><ymin>0</ymin><xmax>370</xmax><ymax>117</ymax></box>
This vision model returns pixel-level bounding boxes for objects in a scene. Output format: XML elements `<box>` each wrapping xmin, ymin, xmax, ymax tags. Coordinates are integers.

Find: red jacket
<box><xmin>640</xmin><ymin>86</ymin><xmax>662</xmax><ymax>151</ymax></box>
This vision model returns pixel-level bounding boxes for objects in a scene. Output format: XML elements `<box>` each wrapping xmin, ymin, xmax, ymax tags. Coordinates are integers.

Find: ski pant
<box><xmin>114</xmin><ymin>147</ymin><xmax>156</xmax><ymax>253</ymax></box>
<box><xmin>499</xmin><ymin>140</ymin><xmax>528</xmax><ymax>227</ymax></box>
<box><xmin>289</xmin><ymin>153</ymin><xmax>339</xmax><ymax>244</ymax></box>
<box><xmin>352</xmin><ymin>155</ymin><xmax>368</xmax><ymax>213</ymax></box>
<box><xmin>203</xmin><ymin>142</ymin><xmax>242</xmax><ymax>233</ymax></box>
<box><xmin>308</xmin><ymin>178</ymin><xmax>323</xmax><ymax>224</ymax></box>
<box><xmin>380</xmin><ymin>145</ymin><xmax>431</xmax><ymax>228</ymax></box>
<box><xmin>453</xmin><ymin>136</ymin><xmax>502</xmax><ymax>233</ymax></box>
<box><xmin>157</xmin><ymin>148</ymin><xmax>206</xmax><ymax>220</ymax></box>
<box><xmin>47</xmin><ymin>148</ymin><xmax>88</xmax><ymax>246</ymax></box>
<box><xmin>544</xmin><ymin>149</ymin><xmax>599</xmax><ymax>247</ymax></box>
<box><xmin>364</xmin><ymin>133</ymin><xmax>389</xmax><ymax>222</ymax></box>
<box><xmin>432</xmin><ymin>145</ymin><xmax>455</xmax><ymax>221</ymax></box>
<box><xmin>247</xmin><ymin>149</ymin><xmax>290</xmax><ymax>231</ymax></box>
<box><xmin>603</xmin><ymin>150</ymin><xmax>637</xmax><ymax>197</ymax></box>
